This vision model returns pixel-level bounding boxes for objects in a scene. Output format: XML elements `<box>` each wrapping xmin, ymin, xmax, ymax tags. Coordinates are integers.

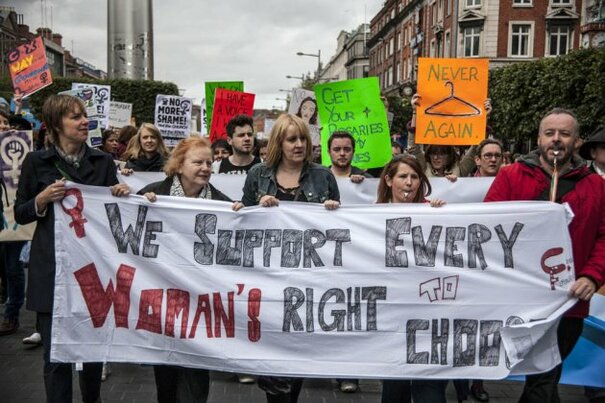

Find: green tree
<box><xmin>489</xmin><ymin>48</ymin><xmax>605</xmax><ymax>148</ymax></box>
<box><xmin>385</xmin><ymin>94</ymin><xmax>413</xmax><ymax>136</ymax></box>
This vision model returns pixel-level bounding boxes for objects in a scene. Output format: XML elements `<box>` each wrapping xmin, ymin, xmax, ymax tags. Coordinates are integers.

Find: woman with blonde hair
<box><xmin>242</xmin><ymin>114</ymin><xmax>339</xmax><ymax>403</ymax></box>
<box><xmin>121</xmin><ymin>123</ymin><xmax>169</xmax><ymax>174</ymax></box>
<box><xmin>242</xmin><ymin>113</ymin><xmax>339</xmax><ymax>208</ymax></box>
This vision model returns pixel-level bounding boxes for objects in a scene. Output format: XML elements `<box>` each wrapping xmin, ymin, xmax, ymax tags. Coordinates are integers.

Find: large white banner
<box><xmin>119</xmin><ymin>172</ymin><xmax>494</xmax><ymax>204</ymax></box>
<box><xmin>52</xmin><ymin>183</ymin><xmax>577</xmax><ymax>379</ymax></box>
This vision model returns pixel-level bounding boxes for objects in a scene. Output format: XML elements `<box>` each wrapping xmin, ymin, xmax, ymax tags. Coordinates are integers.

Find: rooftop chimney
<box><xmin>52</xmin><ymin>33</ymin><xmax>62</xmax><ymax>47</ymax></box>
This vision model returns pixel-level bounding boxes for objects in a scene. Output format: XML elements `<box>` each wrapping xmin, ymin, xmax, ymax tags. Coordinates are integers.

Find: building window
<box><xmin>465</xmin><ymin>0</ymin><xmax>481</xmax><ymax>8</ymax></box>
<box><xmin>46</xmin><ymin>51</ymin><xmax>55</xmax><ymax>66</ymax></box>
<box><xmin>509</xmin><ymin>23</ymin><xmax>533</xmax><ymax>57</ymax></box>
<box><xmin>463</xmin><ymin>26</ymin><xmax>481</xmax><ymax>57</ymax></box>
<box><xmin>447</xmin><ymin>0</ymin><xmax>452</xmax><ymax>15</ymax></box>
<box><xmin>445</xmin><ymin>31</ymin><xmax>451</xmax><ymax>57</ymax></box>
<box><xmin>389</xmin><ymin>37</ymin><xmax>394</xmax><ymax>55</ymax></box>
<box><xmin>513</xmin><ymin>0</ymin><xmax>532</xmax><ymax>5</ymax></box>
<box><xmin>548</xmin><ymin>26</ymin><xmax>570</xmax><ymax>56</ymax></box>
<box><xmin>551</xmin><ymin>0</ymin><xmax>571</xmax><ymax>6</ymax></box>
<box><xmin>430</xmin><ymin>39</ymin><xmax>436</xmax><ymax>57</ymax></box>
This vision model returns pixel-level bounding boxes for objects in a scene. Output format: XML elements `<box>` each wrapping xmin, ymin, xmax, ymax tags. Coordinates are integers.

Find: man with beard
<box><xmin>484</xmin><ymin>108</ymin><xmax>605</xmax><ymax>402</ymax></box>
<box><xmin>217</xmin><ymin>114</ymin><xmax>260</xmax><ymax>174</ymax></box>
<box><xmin>328</xmin><ymin>131</ymin><xmax>371</xmax><ymax>184</ymax></box>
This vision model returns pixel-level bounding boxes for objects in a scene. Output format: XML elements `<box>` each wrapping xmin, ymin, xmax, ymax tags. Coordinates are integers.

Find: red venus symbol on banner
<box><xmin>60</xmin><ymin>188</ymin><xmax>88</xmax><ymax>238</ymax></box>
<box><xmin>540</xmin><ymin>247</ymin><xmax>569</xmax><ymax>291</ymax></box>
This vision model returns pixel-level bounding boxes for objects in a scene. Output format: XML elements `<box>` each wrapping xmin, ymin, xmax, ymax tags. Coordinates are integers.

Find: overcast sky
<box><xmin>7</xmin><ymin>0</ymin><xmax>382</xmax><ymax>110</ymax></box>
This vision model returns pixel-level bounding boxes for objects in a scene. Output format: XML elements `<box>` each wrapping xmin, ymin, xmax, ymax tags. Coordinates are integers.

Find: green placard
<box><xmin>204</xmin><ymin>81</ymin><xmax>244</xmax><ymax>130</ymax></box>
<box><xmin>314</xmin><ymin>77</ymin><xmax>391</xmax><ymax>170</ymax></box>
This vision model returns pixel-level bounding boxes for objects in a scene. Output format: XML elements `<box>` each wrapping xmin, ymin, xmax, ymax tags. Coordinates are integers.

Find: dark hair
<box><xmin>226</xmin><ymin>114</ymin><xmax>254</xmax><ymax>137</ymax></box>
<box><xmin>102</xmin><ymin>129</ymin><xmax>115</xmax><ymax>145</ymax></box>
<box><xmin>118</xmin><ymin>125</ymin><xmax>138</xmax><ymax>144</ymax></box>
<box><xmin>35</xmin><ymin>125</ymin><xmax>48</xmax><ymax>151</ymax></box>
<box><xmin>476</xmin><ymin>138</ymin><xmax>503</xmax><ymax>157</ymax></box>
<box><xmin>0</xmin><ymin>105</ymin><xmax>9</xmax><ymax>121</ymax></box>
<box><xmin>296</xmin><ymin>97</ymin><xmax>318</xmax><ymax>125</ymax></box>
<box><xmin>540</xmin><ymin>108</ymin><xmax>579</xmax><ymax>136</ymax></box>
<box><xmin>377</xmin><ymin>154</ymin><xmax>431</xmax><ymax>204</ymax></box>
<box><xmin>391</xmin><ymin>141</ymin><xmax>403</xmax><ymax>154</ymax></box>
<box><xmin>254</xmin><ymin>138</ymin><xmax>268</xmax><ymax>158</ymax></box>
<box><xmin>328</xmin><ymin>131</ymin><xmax>355</xmax><ymax>151</ymax></box>
<box><xmin>424</xmin><ymin>144</ymin><xmax>458</xmax><ymax>171</ymax></box>
<box><xmin>212</xmin><ymin>138</ymin><xmax>232</xmax><ymax>153</ymax></box>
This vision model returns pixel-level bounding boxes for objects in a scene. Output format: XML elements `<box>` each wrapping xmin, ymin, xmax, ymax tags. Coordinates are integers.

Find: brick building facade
<box><xmin>368</xmin><ymin>0</ymin><xmax>601</xmax><ymax>95</ymax></box>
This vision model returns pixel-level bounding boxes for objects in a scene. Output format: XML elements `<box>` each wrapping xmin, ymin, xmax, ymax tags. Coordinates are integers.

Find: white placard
<box><xmin>154</xmin><ymin>95</ymin><xmax>193</xmax><ymax>146</ymax></box>
<box><xmin>71</xmin><ymin>83</ymin><xmax>111</xmax><ymax>129</ymax></box>
<box><xmin>108</xmin><ymin>101</ymin><xmax>133</xmax><ymax>128</ymax></box>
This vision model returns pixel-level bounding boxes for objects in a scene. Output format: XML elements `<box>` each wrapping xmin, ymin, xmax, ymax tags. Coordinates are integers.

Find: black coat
<box><xmin>14</xmin><ymin>146</ymin><xmax>119</xmax><ymax>313</ymax></box>
<box><xmin>125</xmin><ymin>153</ymin><xmax>166</xmax><ymax>172</ymax></box>
<box><xmin>138</xmin><ymin>176</ymin><xmax>232</xmax><ymax>202</ymax></box>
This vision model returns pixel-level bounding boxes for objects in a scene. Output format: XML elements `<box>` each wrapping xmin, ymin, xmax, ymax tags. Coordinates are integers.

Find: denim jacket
<box><xmin>242</xmin><ymin>162</ymin><xmax>340</xmax><ymax>206</ymax></box>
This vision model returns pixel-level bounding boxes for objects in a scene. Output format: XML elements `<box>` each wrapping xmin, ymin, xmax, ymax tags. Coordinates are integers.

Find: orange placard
<box><xmin>416</xmin><ymin>58</ymin><xmax>488</xmax><ymax>146</ymax></box>
<box><xmin>8</xmin><ymin>36</ymin><xmax>53</xmax><ymax>98</ymax></box>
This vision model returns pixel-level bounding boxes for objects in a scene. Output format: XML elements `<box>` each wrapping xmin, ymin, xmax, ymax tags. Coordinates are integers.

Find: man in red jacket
<box><xmin>484</xmin><ymin>108</ymin><xmax>605</xmax><ymax>403</ymax></box>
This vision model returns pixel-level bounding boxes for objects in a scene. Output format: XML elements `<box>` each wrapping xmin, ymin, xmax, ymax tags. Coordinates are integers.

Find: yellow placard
<box><xmin>416</xmin><ymin>58</ymin><xmax>489</xmax><ymax>146</ymax></box>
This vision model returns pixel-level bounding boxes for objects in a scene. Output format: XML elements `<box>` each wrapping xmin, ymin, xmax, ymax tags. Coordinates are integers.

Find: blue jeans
<box><xmin>2</xmin><ymin>241</ymin><xmax>25</xmax><ymax>321</ymax></box>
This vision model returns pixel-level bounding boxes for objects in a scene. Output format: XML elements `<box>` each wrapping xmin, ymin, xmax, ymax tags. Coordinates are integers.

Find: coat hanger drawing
<box><xmin>424</xmin><ymin>81</ymin><xmax>481</xmax><ymax>117</ymax></box>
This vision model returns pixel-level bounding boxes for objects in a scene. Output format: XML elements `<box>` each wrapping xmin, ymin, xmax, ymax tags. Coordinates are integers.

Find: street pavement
<box><xmin>1</xmin><ymin>306</ymin><xmax>589</xmax><ymax>402</ymax></box>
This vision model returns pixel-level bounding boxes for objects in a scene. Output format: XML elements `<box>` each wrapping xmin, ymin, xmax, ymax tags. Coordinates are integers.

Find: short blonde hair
<box><xmin>265</xmin><ymin>114</ymin><xmax>313</xmax><ymax>168</ymax></box>
<box><xmin>121</xmin><ymin>123</ymin><xmax>170</xmax><ymax>161</ymax></box>
<box><xmin>163</xmin><ymin>136</ymin><xmax>212</xmax><ymax>177</ymax></box>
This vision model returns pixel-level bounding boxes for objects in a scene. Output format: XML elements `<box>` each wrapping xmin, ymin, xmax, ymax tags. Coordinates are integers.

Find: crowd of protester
<box><xmin>0</xmin><ymin>90</ymin><xmax>603</xmax><ymax>403</ymax></box>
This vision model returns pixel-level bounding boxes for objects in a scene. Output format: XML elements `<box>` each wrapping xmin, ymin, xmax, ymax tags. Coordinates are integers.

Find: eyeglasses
<box><xmin>481</xmin><ymin>153</ymin><xmax>502</xmax><ymax>160</ymax></box>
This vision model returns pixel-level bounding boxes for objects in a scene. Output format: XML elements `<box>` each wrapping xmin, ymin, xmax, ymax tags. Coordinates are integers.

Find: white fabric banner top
<box><xmin>52</xmin><ymin>183</ymin><xmax>577</xmax><ymax>379</ymax></box>
<box><xmin>119</xmin><ymin>173</ymin><xmax>494</xmax><ymax>205</ymax></box>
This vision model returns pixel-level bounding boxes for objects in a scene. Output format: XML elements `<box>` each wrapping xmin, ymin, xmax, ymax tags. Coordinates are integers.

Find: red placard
<box><xmin>8</xmin><ymin>36</ymin><xmax>53</xmax><ymax>98</ymax></box>
<box><xmin>209</xmin><ymin>88</ymin><xmax>255</xmax><ymax>142</ymax></box>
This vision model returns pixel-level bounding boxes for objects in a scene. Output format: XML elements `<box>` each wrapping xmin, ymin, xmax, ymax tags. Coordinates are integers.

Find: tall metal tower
<box><xmin>107</xmin><ymin>0</ymin><xmax>154</xmax><ymax>79</ymax></box>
